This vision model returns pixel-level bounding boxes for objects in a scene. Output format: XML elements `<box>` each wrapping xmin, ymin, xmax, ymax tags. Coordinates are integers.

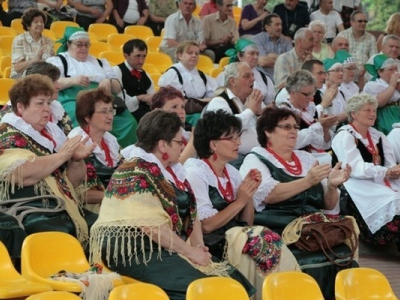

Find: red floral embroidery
<box><xmin>14</xmin><ymin>135</ymin><xmax>28</xmax><ymax>148</ymax></box>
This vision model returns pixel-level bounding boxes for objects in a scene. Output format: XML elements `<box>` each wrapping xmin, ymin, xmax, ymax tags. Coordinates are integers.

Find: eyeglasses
<box><xmin>94</xmin><ymin>109</ymin><xmax>116</xmax><ymax>116</ymax></box>
<box><xmin>218</xmin><ymin>132</ymin><xmax>242</xmax><ymax>142</ymax></box>
<box><xmin>344</xmin><ymin>67</ymin><xmax>359</xmax><ymax>71</ymax></box>
<box><xmin>298</xmin><ymin>90</ymin><xmax>315</xmax><ymax>97</ymax></box>
<box><xmin>276</xmin><ymin>124</ymin><xmax>301</xmax><ymax>131</ymax></box>
<box><xmin>171</xmin><ymin>139</ymin><xmax>184</xmax><ymax>146</ymax></box>
<box><xmin>355</xmin><ymin>20</ymin><xmax>368</xmax><ymax>23</ymax></box>
<box><xmin>71</xmin><ymin>42</ymin><xmax>91</xmax><ymax>48</ymax></box>
<box><xmin>328</xmin><ymin>68</ymin><xmax>344</xmax><ymax>73</ymax></box>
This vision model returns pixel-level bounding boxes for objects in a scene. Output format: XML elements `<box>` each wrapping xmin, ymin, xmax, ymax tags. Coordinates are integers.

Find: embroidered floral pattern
<box><xmin>241</xmin><ymin>226</ymin><xmax>283</xmax><ymax>275</ymax></box>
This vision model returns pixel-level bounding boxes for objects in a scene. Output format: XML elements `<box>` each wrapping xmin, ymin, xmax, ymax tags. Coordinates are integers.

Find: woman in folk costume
<box><xmin>333</xmin><ymin>93</ymin><xmax>400</xmax><ymax>247</ymax></box>
<box><xmin>185</xmin><ymin>110</ymin><xmax>300</xmax><ymax>300</ymax></box>
<box><xmin>68</xmin><ymin>88</ymin><xmax>123</xmax><ymax>213</ymax></box>
<box><xmin>47</xmin><ymin>26</ymin><xmax>137</xmax><ymax>148</ymax></box>
<box><xmin>0</xmin><ymin>74</ymin><xmax>97</xmax><ymax>248</ymax></box>
<box><xmin>90</xmin><ymin>110</ymin><xmax>255</xmax><ymax>300</ymax></box>
<box><xmin>362</xmin><ymin>54</ymin><xmax>400</xmax><ymax>135</ymax></box>
<box><xmin>335</xmin><ymin>50</ymin><xmax>360</xmax><ymax>101</ymax></box>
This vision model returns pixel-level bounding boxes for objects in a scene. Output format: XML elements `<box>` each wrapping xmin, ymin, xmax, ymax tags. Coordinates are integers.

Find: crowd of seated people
<box><xmin>3</xmin><ymin>2</ymin><xmax>400</xmax><ymax>300</ymax></box>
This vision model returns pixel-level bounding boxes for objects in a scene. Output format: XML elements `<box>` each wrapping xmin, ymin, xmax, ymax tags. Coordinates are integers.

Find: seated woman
<box><xmin>73</xmin><ymin>0</ymin><xmax>113</xmax><ymax>31</ymax></box>
<box><xmin>11</xmin><ymin>8</ymin><xmax>54</xmax><ymax>78</ymax></box>
<box><xmin>363</xmin><ymin>54</ymin><xmax>400</xmax><ymax>135</ymax></box>
<box><xmin>146</xmin><ymin>0</ymin><xmax>177</xmax><ymax>36</ymax></box>
<box><xmin>158</xmin><ymin>41</ymin><xmax>218</xmax><ymax>126</ymax></box>
<box><xmin>219</xmin><ymin>39</ymin><xmax>275</xmax><ymax>106</ymax></box>
<box><xmin>239</xmin><ymin>106</ymin><xmax>355</xmax><ymax>299</ymax></box>
<box><xmin>149</xmin><ymin>86</ymin><xmax>195</xmax><ymax>164</ymax></box>
<box><xmin>239</xmin><ymin>0</ymin><xmax>269</xmax><ymax>36</ymax></box>
<box><xmin>309</xmin><ymin>20</ymin><xmax>333</xmax><ymax>61</ymax></box>
<box><xmin>1</xmin><ymin>61</ymin><xmax>73</xmax><ymax>136</ymax></box>
<box><xmin>333</xmin><ymin>93</ymin><xmax>400</xmax><ymax>248</ymax></box>
<box><xmin>0</xmin><ymin>74</ymin><xmax>97</xmax><ymax>247</ymax></box>
<box><xmin>68</xmin><ymin>88</ymin><xmax>123</xmax><ymax>213</ymax></box>
<box><xmin>90</xmin><ymin>110</ymin><xmax>255</xmax><ymax>300</ymax></box>
<box><xmin>335</xmin><ymin>50</ymin><xmax>360</xmax><ymax>101</ymax></box>
<box><xmin>377</xmin><ymin>13</ymin><xmax>400</xmax><ymax>53</ymax></box>
<box><xmin>47</xmin><ymin>26</ymin><xmax>137</xmax><ymax>148</ymax></box>
<box><xmin>185</xmin><ymin>110</ymin><xmax>299</xmax><ymax>300</ymax></box>
<box><xmin>109</xmin><ymin>0</ymin><xmax>149</xmax><ymax>33</ymax></box>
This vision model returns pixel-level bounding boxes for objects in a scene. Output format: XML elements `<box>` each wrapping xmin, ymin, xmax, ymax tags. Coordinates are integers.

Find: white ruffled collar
<box><xmin>50</xmin><ymin>101</ymin><xmax>66</xmax><ymax>121</ymax></box>
<box><xmin>68</xmin><ymin>127</ymin><xmax>120</xmax><ymax>166</ymax></box>
<box><xmin>281</xmin><ymin>98</ymin><xmax>315</xmax><ymax>124</ymax></box>
<box><xmin>2</xmin><ymin>112</ymin><xmax>66</xmax><ymax>152</ymax></box>
<box><xmin>339</xmin><ymin>124</ymin><xmax>382</xmax><ymax>143</ymax></box>
<box><xmin>184</xmin><ymin>158</ymin><xmax>241</xmax><ymax>198</ymax></box>
<box><xmin>121</xmin><ymin>145</ymin><xmax>187</xmax><ymax>184</ymax></box>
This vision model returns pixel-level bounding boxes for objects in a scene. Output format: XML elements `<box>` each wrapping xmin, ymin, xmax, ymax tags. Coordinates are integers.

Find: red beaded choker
<box><xmin>166</xmin><ymin>166</ymin><xmax>186</xmax><ymax>191</ymax></box>
<box><xmin>266</xmin><ymin>147</ymin><xmax>303</xmax><ymax>175</ymax></box>
<box><xmin>203</xmin><ymin>159</ymin><xmax>234</xmax><ymax>203</ymax></box>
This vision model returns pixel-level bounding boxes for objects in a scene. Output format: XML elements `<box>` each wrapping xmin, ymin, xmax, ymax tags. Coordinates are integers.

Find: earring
<box><xmin>212</xmin><ymin>153</ymin><xmax>218</xmax><ymax>161</ymax></box>
<box><xmin>162</xmin><ymin>152</ymin><xmax>169</xmax><ymax>160</ymax></box>
<box><xmin>267</xmin><ymin>140</ymin><xmax>272</xmax><ymax>148</ymax></box>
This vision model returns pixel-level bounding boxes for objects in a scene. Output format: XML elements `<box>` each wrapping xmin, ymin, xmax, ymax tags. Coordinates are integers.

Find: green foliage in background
<box><xmin>241</xmin><ymin>0</ymin><xmax>400</xmax><ymax>31</ymax></box>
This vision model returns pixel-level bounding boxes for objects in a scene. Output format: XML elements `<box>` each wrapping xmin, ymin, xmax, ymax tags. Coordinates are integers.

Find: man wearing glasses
<box><xmin>336</xmin><ymin>11</ymin><xmax>377</xmax><ymax>69</ymax></box>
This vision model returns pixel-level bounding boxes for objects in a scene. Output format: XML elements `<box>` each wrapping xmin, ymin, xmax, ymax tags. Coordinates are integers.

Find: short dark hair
<box><xmin>150</xmin><ymin>86</ymin><xmax>184</xmax><ymax>110</ymax></box>
<box><xmin>136</xmin><ymin>110</ymin><xmax>182</xmax><ymax>152</ymax></box>
<box><xmin>194</xmin><ymin>110</ymin><xmax>242</xmax><ymax>159</ymax></box>
<box><xmin>25</xmin><ymin>61</ymin><xmax>61</xmax><ymax>82</ymax></box>
<box><xmin>75</xmin><ymin>88</ymin><xmax>113</xmax><ymax>128</ymax></box>
<box><xmin>301</xmin><ymin>59</ymin><xmax>323</xmax><ymax>73</ymax></box>
<box><xmin>257</xmin><ymin>107</ymin><xmax>299</xmax><ymax>147</ymax></box>
<box><xmin>9</xmin><ymin>74</ymin><xmax>54</xmax><ymax>114</ymax></box>
<box><xmin>122</xmin><ymin>39</ymin><xmax>148</xmax><ymax>55</ymax></box>
<box><xmin>21</xmin><ymin>8</ymin><xmax>47</xmax><ymax>31</ymax></box>
<box><xmin>263</xmin><ymin>13</ymin><xmax>280</xmax><ymax>28</ymax></box>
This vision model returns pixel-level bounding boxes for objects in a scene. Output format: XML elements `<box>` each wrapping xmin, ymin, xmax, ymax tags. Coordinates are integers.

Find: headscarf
<box><xmin>364</xmin><ymin>54</ymin><xmax>398</xmax><ymax>81</ymax></box>
<box><xmin>56</xmin><ymin>26</ymin><xmax>89</xmax><ymax>54</ymax></box>
<box><xmin>225</xmin><ymin>38</ymin><xmax>259</xmax><ymax>64</ymax></box>
<box><xmin>323</xmin><ymin>58</ymin><xmax>342</xmax><ymax>72</ymax></box>
<box><xmin>334</xmin><ymin>49</ymin><xmax>356</xmax><ymax>66</ymax></box>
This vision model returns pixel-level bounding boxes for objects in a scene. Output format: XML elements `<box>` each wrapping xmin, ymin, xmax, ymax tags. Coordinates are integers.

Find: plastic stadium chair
<box><xmin>219</xmin><ymin>56</ymin><xmax>229</xmax><ymax>69</ymax></box>
<box><xmin>145</xmin><ymin>53</ymin><xmax>173</xmax><ymax>73</ymax></box>
<box><xmin>263</xmin><ymin>271</ymin><xmax>324</xmax><ymax>300</ymax></box>
<box><xmin>0</xmin><ymin>78</ymin><xmax>15</xmax><ymax>106</ymax></box>
<box><xmin>232</xmin><ymin>6</ymin><xmax>242</xmax><ymax>16</ymax></box>
<box><xmin>88</xmin><ymin>23</ymin><xmax>118</xmax><ymax>42</ymax></box>
<box><xmin>21</xmin><ymin>232</ymin><xmax>124</xmax><ymax>292</ymax></box>
<box><xmin>149</xmin><ymin>73</ymin><xmax>161</xmax><ymax>91</ymax></box>
<box><xmin>146</xmin><ymin>36</ymin><xmax>162</xmax><ymax>53</ymax></box>
<box><xmin>124</xmin><ymin>25</ymin><xmax>154</xmax><ymax>41</ymax></box>
<box><xmin>0</xmin><ymin>55</ymin><xmax>11</xmax><ymax>78</ymax></box>
<box><xmin>42</xmin><ymin>29</ymin><xmax>56</xmax><ymax>41</ymax></box>
<box><xmin>10</xmin><ymin>18</ymin><xmax>24</xmax><ymax>34</ymax></box>
<box><xmin>3</xmin><ymin>66</ymin><xmax>11</xmax><ymax>79</ymax></box>
<box><xmin>335</xmin><ymin>267</ymin><xmax>398</xmax><ymax>300</ymax></box>
<box><xmin>107</xmin><ymin>33</ymin><xmax>135</xmax><ymax>51</ymax></box>
<box><xmin>87</xmin><ymin>32</ymin><xmax>99</xmax><ymax>42</ymax></box>
<box><xmin>98</xmin><ymin>51</ymin><xmax>125</xmax><ymax>66</ymax></box>
<box><xmin>143</xmin><ymin>63</ymin><xmax>161</xmax><ymax>75</ymax></box>
<box><xmin>50</xmin><ymin>21</ymin><xmax>79</xmax><ymax>39</ymax></box>
<box><xmin>0</xmin><ymin>26</ymin><xmax>17</xmax><ymax>37</ymax></box>
<box><xmin>109</xmin><ymin>283</ymin><xmax>170</xmax><ymax>300</ymax></box>
<box><xmin>0</xmin><ymin>36</ymin><xmax>14</xmax><ymax>56</ymax></box>
<box><xmin>0</xmin><ymin>241</ymin><xmax>52</xmax><ymax>299</ymax></box>
<box><xmin>197</xmin><ymin>54</ymin><xmax>214</xmax><ymax>75</ymax></box>
<box><xmin>192</xmin><ymin>5</ymin><xmax>201</xmax><ymax>18</ymax></box>
<box><xmin>89</xmin><ymin>41</ymin><xmax>113</xmax><ymax>58</ymax></box>
<box><xmin>26</xmin><ymin>291</ymin><xmax>81</xmax><ymax>300</ymax></box>
<box><xmin>209</xmin><ymin>67</ymin><xmax>223</xmax><ymax>78</ymax></box>
<box><xmin>186</xmin><ymin>277</ymin><xmax>249</xmax><ymax>300</ymax></box>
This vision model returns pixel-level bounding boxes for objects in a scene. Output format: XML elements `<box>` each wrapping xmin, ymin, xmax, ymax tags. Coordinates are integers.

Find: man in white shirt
<box><xmin>310</xmin><ymin>0</ymin><xmax>344</xmax><ymax>43</ymax></box>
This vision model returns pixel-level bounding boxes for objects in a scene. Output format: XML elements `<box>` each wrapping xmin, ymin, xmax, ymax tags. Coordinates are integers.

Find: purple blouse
<box><xmin>238</xmin><ymin>4</ymin><xmax>267</xmax><ymax>36</ymax></box>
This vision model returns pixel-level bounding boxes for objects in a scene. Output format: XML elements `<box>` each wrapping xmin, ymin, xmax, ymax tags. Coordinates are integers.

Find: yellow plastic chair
<box><xmin>0</xmin><ymin>241</ymin><xmax>52</xmax><ymax>299</ymax></box>
<box><xmin>10</xmin><ymin>18</ymin><xmax>24</xmax><ymax>34</ymax></box>
<box><xmin>142</xmin><ymin>63</ymin><xmax>161</xmax><ymax>75</ymax></box>
<box><xmin>53</xmin><ymin>42</ymin><xmax>62</xmax><ymax>53</ymax></box>
<box><xmin>232</xmin><ymin>6</ymin><xmax>242</xmax><ymax>16</ymax></box>
<box><xmin>160</xmin><ymin>28</ymin><xmax>165</xmax><ymax>38</ymax></box>
<box><xmin>209</xmin><ymin>67</ymin><xmax>223</xmax><ymax>78</ymax></box>
<box><xmin>124</xmin><ymin>25</ymin><xmax>154</xmax><ymax>41</ymax></box>
<box><xmin>197</xmin><ymin>54</ymin><xmax>214</xmax><ymax>75</ymax></box>
<box><xmin>42</xmin><ymin>29</ymin><xmax>56</xmax><ymax>41</ymax></box>
<box><xmin>107</xmin><ymin>33</ymin><xmax>135</xmax><ymax>51</ymax></box>
<box><xmin>50</xmin><ymin>21</ymin><xmax>79</xmax><ymax>39</ymax></box>
<box><xmin>0</xmin><ymin>26</ymin><xmax>17</xmax><ymax>37</ymax></box>
<box><xmin>186</xmin><ymin>277</ymin><xmax>249</xmax><ymax>300</ymax></box>
<box><xmin>335</xmin><ymin>267</ymin><xmax>398</xmax><ymax>300</ymax></box>
<box><xmin>149</xmin><ymin>73</ymin><xmax>161</xmax><ymax>91</ymax></box>
<box><xmin>0</xmin><ymin>55</ymin><xmax>11</xmax><ymax>78</ymax></box>
<box><xmin>21</xmin><ymin>232</ymin><xmax>124</xmax><ymax>293</ymax></box>
<box><xmin>89</xmin><ymin>41</ymin><xmax>113</xmax><ymax>58</ymax></box>
<box><xmin>109</xmin><ymin>283</ymin><xmax>170</xmax><ymax>300</ymax></box>
<box><xmin>87</xmin><ymin>32</ymin><xmax>99</xmax><ymax>42</ymax></box>
<box><xmin>0</xmin><ymin>36</ymin><xmax>15</xmax><ymax>56</ymax></box>
<box><xmin>26</xmin><ymin>291</ymin><xmax>81</xmax><ymax>300</ymax></box>
<box><xmin>88</xmin><ymin>23</ymin><xmax>118</xmax><ymax>42</ymax></box>
<box><xmin>3</xmin><ymin>66</ymin><xmax>11</xmax><ymax>78</ymax></box>
<box><xmin>145</xmin><ymin>53</ymin><xmax>172</xmax><ymax>73</ymax></box>
<box><xmin>146</xmin><ymin>36</ymin><xmax>162</xmax><ymax>53</ymax></box>
<box><xmin>219</xmin><ymin>56</ymin><xmax>230</xmax><ymax>69</ymax></box>
<box><xmin>192</xmin><ymin>5</ymin><xmax>201</xmax><ymax>18</ymax></box>
<box><xmin>262</xmin><ymin>271</ymin><xmax>324</xmax><ymax>300</ymax></box>
<box><xmin>98</xmin><ymin>51</ymin><xmax>125</xmax><ymax>65</ymax></box>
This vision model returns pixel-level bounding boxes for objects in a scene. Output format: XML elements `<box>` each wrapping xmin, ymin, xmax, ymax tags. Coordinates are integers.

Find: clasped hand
<box><xmin>306</xmin><ymin>161</ymin><xmax>351</xmax><ymax>187</ymax></box>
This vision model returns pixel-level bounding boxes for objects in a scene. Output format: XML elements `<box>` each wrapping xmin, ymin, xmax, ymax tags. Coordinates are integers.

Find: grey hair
<box><xmin>224</xmin><ymin>62</ymin><xmax>251</xmax><ymax>87</ymax></box>
<box><xmin>382</xmin><ymin>34</ymin><xmax>400</xmax><ymax>46</ymax></box>
<box><xmin>308</xmin><ymin>20</ymin><xmax>327</xmax><ymax>34</ymax></box>
<box><xmin>286</xmin><ymin>69</ymin><xmax>316</xmax><ymax>92</ymax></box>
<box><xmin>332</xmin><ymin>35</ymin><xmax>348</xmax><ymax>47</ymax></box>
<box><xmin>294</xmin><ymin>28</ymin><xmax>311</xmax><ymax>42</ymax></box>
<box><xmin>345</xmin><ymin>93</ymin><xmax>378</xmax><ymax>123</ymax></box>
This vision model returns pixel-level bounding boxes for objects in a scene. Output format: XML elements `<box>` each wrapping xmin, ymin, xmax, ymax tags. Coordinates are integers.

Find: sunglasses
<box><xmin>355</xmin><ymin>20</ymin><xmax>368</xmax><ymax>23</ymax></box>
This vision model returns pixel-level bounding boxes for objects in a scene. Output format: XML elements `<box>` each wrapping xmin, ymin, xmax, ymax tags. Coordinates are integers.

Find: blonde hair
<box><xmin>175</xmin><ymin>41</ymin><xmax>200</xmax><ymax>61</ymax></box>
<box><xmin>385</xmin><ymin>13</ymin><xmax>400</xmax><ymax>34</ymax></box>
<box><xmin>345</xmin><ymin>93</ymin><xmax>378</xmax><ymax>123</ymax></box>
